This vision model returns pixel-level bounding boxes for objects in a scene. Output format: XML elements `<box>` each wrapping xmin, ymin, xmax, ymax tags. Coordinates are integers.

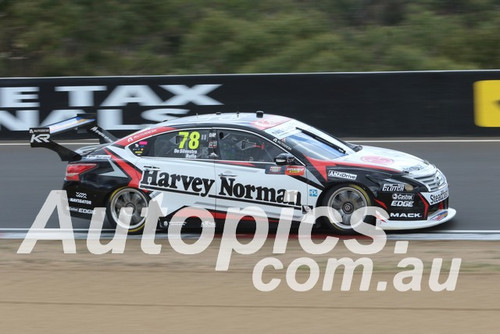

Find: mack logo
<box><xmin>327</xmin><ymin>170</ymin><xmax>357</xmax><ymax>180</ymax></box>
<box><xmin>219</xmin><ymin>177</ymin><xmax>301</xmax><ymax>206</ymax></box>
<box><xmin>140</xmin><ymin>170</ymin><xmax>215</xmax><ymax>197</ymax></box>
<box><xmin>390</xmin><ymin>212</ymin><xmax>422</xmax><ymax>219</ymax></box>
<box><xmin>382</xmin><ymin>184</ymin><xmax>404</xmax><ymax>192</ymax></box>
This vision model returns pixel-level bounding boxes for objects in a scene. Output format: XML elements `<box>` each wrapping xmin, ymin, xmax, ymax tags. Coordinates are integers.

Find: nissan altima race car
<box><xmin>29</xmin><ymin>112</ymin><xmax>455</xmax><ymax>234</ymax></box>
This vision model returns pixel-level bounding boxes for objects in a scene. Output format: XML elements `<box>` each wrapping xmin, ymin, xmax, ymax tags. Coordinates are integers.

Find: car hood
<box><xmin>336</xmin><ymin>145</ymin><xmax>433</xmax><ymax>175</ymax></box>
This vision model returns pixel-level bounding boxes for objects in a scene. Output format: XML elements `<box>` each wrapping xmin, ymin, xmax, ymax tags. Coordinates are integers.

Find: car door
<box><xmin>132</xmin><ymin>128</ymin><xmax>217</xmax><ymax>218</ymax></box>
<box><xmin>213</xmin><ymin>128</ymin><xmax>309</xmax><ymax>221</ymax></box>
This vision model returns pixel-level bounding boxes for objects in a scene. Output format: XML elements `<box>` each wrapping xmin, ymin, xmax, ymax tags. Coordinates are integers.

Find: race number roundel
<box><xmin>360</xmin><ymin>156</ymin><xmax>395</xmax><ymax>165</ymax></box>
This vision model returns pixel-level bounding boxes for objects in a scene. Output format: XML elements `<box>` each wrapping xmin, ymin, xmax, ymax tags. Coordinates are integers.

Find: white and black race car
<box><xmin>29</xmin><ymin>112</ymin><xmax>455</xmax><ymax>234</ymax></box>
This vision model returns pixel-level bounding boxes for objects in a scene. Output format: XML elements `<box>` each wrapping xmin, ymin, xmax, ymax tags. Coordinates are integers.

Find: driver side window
<box><xmin>217</xmin><ymin>130</ymin><xmax>284</xmax><ymax>162</ymax></box>
<box><xmin>130</xmin><ymin>129</ymin><xmax>211</xmax><ymax>159</ymax></box>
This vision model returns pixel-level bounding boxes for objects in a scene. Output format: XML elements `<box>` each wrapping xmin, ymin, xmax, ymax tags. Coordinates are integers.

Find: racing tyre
<box><xmin>320</xmin><ymin>184</ymin><xmax>373</xmax><ymax>235</ymax></box>
<box><xmin>106</xmin><ymin>187</ymin><xmax>150</xmax><ymax>234</ymax></box>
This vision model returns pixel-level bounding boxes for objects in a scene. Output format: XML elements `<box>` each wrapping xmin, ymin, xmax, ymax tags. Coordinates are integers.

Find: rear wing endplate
<box><xmin>29</xmin><ymin>113</ymin><xmax>116</xmax><ymax>161</ymax></box>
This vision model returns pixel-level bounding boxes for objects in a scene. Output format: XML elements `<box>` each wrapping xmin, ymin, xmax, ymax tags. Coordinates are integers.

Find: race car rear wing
<box><xmin>29</xmin><ymin>113</ymin><xmax>116</xmax><ymax>161</ymax></box>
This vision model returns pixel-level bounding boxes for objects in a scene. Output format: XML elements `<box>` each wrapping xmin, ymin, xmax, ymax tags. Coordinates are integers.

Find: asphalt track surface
<box><xmin>0</xmin><ymin>139</ymin><xmax>499</xmax><ymax>233</ymax></box>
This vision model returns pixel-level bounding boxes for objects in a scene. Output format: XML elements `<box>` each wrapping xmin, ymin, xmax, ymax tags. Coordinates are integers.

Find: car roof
<box><xmin>113</xmin><ymin>112</ymin><xmax>294</xmax><ymax>147</ymax></box>
<box><xmin>158</xmin><ymin>112</ymin><xmax>291</xmax><ymax>131</ymax></box>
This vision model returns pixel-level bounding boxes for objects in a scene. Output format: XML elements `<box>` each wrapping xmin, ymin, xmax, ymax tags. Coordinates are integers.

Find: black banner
<box><xmin>1</xmin><ymin>71</ymin><xmax>500</xmax><ymax>139</ymax></box>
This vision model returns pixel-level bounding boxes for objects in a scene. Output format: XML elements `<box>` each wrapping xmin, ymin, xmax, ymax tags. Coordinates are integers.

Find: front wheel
<box><xmin>106</xmin><ymin>187</ymin><xmax>150</xmax><ymax>234</ymax></box>
<box><xmin>320</xmin><ymin>184</ymin><xmax>372</xmax><ymax>234</ymax></box>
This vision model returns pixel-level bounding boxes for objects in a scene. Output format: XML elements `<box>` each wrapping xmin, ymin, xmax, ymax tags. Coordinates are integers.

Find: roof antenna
<box><xmin>256</xmin><ymin>110</ymin><xmax>264</xmax><ymax>118</ymax></box>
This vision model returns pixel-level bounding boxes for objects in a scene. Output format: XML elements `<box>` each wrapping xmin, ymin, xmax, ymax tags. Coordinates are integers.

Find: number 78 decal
<box><xmin>177</xmin><ymin>131</ymin><xmax>201</xmax><ymax>149</ymax></box>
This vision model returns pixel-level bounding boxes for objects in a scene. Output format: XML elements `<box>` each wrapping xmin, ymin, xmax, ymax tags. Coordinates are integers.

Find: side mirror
<box><xmin>274</xmin><ymin>152</ymin><xmax>295</xmax><ymax>165</ymax></box>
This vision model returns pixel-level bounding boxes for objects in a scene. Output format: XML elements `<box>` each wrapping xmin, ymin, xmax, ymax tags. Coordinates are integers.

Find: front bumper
<box><xmin>377</xmin><ymin>208</ymin><xmax>456</xmax><ymax>230</ymax></box>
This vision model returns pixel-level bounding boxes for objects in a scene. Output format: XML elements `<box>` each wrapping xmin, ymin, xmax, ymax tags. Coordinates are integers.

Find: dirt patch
<box><xmin>1</xmin><ymin>239</ymin><xmax>500</xmax><ymax>333</ymax></box>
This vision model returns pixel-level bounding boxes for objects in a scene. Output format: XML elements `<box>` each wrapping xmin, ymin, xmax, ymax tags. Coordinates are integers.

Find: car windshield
<box><xmin>265</xmin><ymin>120</ymin><xmax>357</xmax><ymax>160</ymax></box>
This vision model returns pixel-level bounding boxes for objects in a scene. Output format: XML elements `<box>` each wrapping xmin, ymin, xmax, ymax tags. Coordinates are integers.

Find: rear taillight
<box><xmin>65</xmin><ymin>163</ymin><xmax>97</xmax><ymax>181</ymax></box>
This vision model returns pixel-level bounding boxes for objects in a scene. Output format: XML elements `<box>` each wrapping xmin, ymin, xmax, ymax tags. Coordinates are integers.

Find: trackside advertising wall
<box><xmin>1</xmin><ymin>70</ymin><xmax>500</xmax><ymax>139</ymax></box>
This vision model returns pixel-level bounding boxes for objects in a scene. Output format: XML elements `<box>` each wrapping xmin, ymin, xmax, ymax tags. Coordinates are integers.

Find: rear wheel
<box><xmin>320</xmin><ymin>184</ymin><xmax>372</xmax><ymax>234</ymax></box>
<box><xmin>106</xmin><ymin>187</ymin><xmax>149</xmax><ymax>234</ymax></box>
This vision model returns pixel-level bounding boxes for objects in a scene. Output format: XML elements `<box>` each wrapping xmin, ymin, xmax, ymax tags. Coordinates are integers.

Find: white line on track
<box><xmin>386</xmin><ymin>233</ymin><xmax>500</xmax><ymax>241</ymax></box>
<box><xmin>2</xmin><ymin>227</ymin><xmax>500</xmax><ymax>233</ymax></box>
<box><xmin>2</xmin><ymin>228</ymin><xmax>500</xmax><ymax>240</ymax></box>
<box><xmin>432</xmin><ymin>230</ymin><xmax>500</xmax><ymax>233</ymax></box>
